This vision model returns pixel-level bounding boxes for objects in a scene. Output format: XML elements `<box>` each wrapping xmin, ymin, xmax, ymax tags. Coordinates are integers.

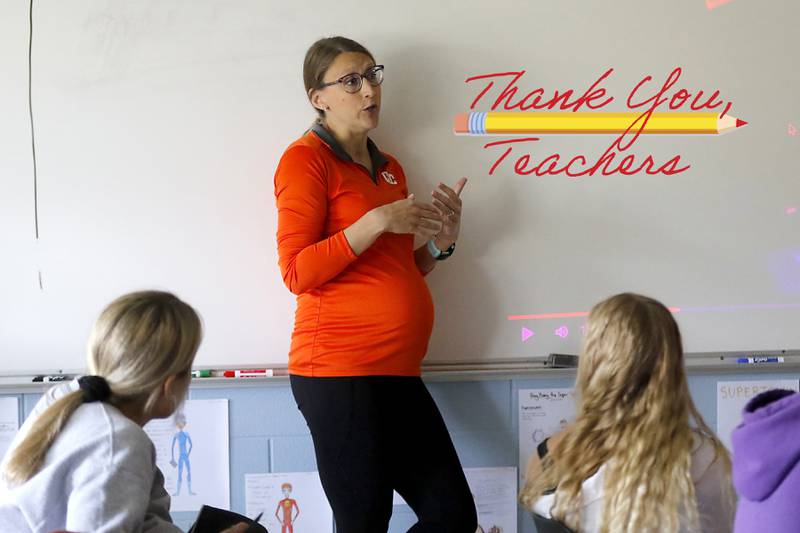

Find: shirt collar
<box><xmin>311</xmin><ymin>123</ymin><xmax>389</xmax><ymax>178</ymax></box>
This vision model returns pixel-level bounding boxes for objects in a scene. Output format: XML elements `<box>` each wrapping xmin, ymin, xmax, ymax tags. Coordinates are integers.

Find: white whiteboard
<box><xmin>2</xmin><ymin>0</ymin><xmax>799</xmax><ymax>373</ymax></box>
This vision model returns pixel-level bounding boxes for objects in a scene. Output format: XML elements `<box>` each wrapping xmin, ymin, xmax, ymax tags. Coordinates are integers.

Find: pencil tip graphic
<box><xmin>736</xmin><ymin>119</ymin><xmax>748</xmax><ymax>128</ymax></box>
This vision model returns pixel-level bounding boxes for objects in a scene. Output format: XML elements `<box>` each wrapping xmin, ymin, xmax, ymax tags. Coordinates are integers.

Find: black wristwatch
<box><xmin>428</xmin><ymin>239</ymin><xmax>456</xmax><ymax>261</ymax></box>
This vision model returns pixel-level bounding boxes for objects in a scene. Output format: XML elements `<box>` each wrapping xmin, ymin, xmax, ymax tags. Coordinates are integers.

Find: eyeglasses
<box><xmin>318</xmin><ymin>65</ymin><xmax>384</xmax><ymax>94</ymax></box>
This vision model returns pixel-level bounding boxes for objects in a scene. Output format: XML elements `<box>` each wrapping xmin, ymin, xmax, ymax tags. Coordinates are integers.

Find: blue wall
<box><xmin>8</xmin><ymin>370</ymin><xmax>800</xmax><ymax>532</ymax></box>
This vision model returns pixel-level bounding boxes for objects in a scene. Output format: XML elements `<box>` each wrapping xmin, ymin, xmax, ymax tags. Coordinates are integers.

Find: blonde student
<box><xmin>0</xmin><ymin>291</ymin><xmax>243</xmax><ymax>532</ymax></box>
<box><xmin>520</xmin><ymin>293</ymin><xmax>735</xmax><ymax>533</ymax></box>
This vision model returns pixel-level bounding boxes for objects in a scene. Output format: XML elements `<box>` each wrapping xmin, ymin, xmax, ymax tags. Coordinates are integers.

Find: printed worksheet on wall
<box><xmin>518</xmin><ymin>389</ymin><xmax>576</xmax><ymax>483</ymax></box>
<box><xmin>465</xmin><ymin>467</ymin><xmax>518</xmax><ymax>533</ymax></box>
<box><xmin>0</xmin><ymin>397</ymin><xmax>19</xmax><ymax>461</ymax></box>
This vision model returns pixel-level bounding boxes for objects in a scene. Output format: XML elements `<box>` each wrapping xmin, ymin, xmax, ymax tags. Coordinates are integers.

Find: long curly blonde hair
<box><xmin>520</xmin><ymin>293</ymin><xmax>730</xmax><ymax>532</ymax></box>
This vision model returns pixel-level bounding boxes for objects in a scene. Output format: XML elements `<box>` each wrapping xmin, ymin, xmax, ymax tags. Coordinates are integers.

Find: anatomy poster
<box><xmin>144</xmin><ymin>398</ymin><xmax>230</xmax><ymax>512</ymax></box>
<box><xmin>245</xmin><ymin>471</ymin><xmax>332</xmax><ymax>533</ymax></box>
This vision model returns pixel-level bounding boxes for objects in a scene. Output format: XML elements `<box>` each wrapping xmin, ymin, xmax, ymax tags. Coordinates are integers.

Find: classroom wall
<box><xmin>6</xmin><ymin>371</ymin><xmax>799</xmax><ymax>532</ymax></box>
<box><xmin>7</xmin><ymin>0</ymin><xmax>800</xmax><ymax>374</ymax></box>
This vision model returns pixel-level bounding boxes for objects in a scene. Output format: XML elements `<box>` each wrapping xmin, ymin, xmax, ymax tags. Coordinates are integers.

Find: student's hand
<box><xmin>219</xmin><ymin>523</ymin><xmax>249</xmax><ymax>533</ymax></box>
<box><xmin>431</xmin><ymin>177</ymin><xmax>467</xmax><ymax>250</ymax></box>
<box><xmin>372</xmin><ymin>195</ymin><xmax>442</xmax><ymax>240</ymax></box>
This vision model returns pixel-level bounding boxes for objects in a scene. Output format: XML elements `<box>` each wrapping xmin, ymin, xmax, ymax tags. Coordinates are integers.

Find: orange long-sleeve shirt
<box><xmin>274</xmin><ymin>125</ymin><xmax>434</xmax><ymax>377</ymax></box>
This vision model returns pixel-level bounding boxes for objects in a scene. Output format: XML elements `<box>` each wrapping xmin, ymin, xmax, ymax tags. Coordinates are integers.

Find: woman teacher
<box><xmin>274</xmin><ymin>36</ymin><xmax>476</xmax><ymax>533</ymax></box>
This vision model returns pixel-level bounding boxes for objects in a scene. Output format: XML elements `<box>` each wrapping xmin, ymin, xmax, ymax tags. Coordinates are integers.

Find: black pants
<box><xmin>290</xmin><ymin>375</ymin><xmax>478</xmax><ymax>533</ymax></box>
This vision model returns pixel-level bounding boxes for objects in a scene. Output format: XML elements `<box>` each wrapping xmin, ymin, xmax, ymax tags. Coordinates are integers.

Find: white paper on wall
<box><xmin>0</xmin><ymin>397</ymin><xmax>19</xmax><ymax>461</ymax></box>
<box><xmin>466</xmin><ymin>467</ymin><xmax>518</xmax><ymax>533</ymax></box>
<box><xmin>518</xmin><ymin>388</ymin><xmax>576</xmax><ymax>483</ymax></box>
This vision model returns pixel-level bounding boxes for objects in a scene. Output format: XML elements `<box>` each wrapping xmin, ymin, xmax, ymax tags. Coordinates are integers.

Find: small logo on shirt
<box><xmin>381</xmin><ymin>171</ymin><xmax>398</xmax><ymax>185</ymax></box>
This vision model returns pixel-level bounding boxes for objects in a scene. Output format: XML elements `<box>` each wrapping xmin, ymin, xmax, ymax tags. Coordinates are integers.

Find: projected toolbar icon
<box><xmin>554</xmin><ymin>326</ymin><xmax>569</xmax><ymax>338</ymax></box>
<box><xmin>521</xmin><ymin>327</ymin><xmax>535</xmax><ymax>342</ymax></box>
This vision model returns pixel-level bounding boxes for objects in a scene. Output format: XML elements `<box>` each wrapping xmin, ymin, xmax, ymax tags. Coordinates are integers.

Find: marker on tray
<box><xmin>736</xmin><ymin>356</ymin><xmax>785</xmax><ymax>364</ymax></box>
<box><xmin>32</xmin><ymin>374</ymin><xmax>75</xmax><ymax>383</ymax></box>
<box><xmin>222</xmin><ymin>369</ymin><xmax>275</xmax><ymax>378</ymax></box>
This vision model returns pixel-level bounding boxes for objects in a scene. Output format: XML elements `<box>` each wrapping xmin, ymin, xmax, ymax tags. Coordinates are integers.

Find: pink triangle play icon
<box><xmin>521</xmin><ymin>327</ymin><xmax>534</xmax><ymax>342</ymax></box>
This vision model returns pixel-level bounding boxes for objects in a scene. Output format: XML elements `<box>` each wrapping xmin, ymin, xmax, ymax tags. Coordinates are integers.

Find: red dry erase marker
<box><xmin>222</xmin><ymin>369</ymin><xmax>274</xmax><ymax>378</ymax></box>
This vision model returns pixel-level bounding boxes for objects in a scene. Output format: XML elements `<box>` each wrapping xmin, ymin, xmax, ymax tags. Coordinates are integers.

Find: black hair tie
<box><xmin>77</xmin><ymin>375</ymin><xmax>112</xmax><ymax>403</ymax></box>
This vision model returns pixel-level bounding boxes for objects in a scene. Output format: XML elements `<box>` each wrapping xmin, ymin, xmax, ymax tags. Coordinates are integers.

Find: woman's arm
<box><xmin>275</xmin><ymin>146</ymin><xmax>360</xmax><ymax>295</ymax></box>
<box><xmin>343</xmin><ymin>194</ymin><xmax>442</xmax><ymax>256</ymax></box>
<box><xmin>276</xmin><ymin>147</ymin><xmax>441</xmax><ymax>293</ymax></box>
<box><xmin>414</xmin><ymin>245</ymin><xmax>437</xmax><ymax>275</ymax></box>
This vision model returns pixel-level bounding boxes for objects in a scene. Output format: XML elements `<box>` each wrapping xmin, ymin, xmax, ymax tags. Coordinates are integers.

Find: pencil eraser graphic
<box><xmin>789</xmin><ymin>123</ymin><xmax>798</xmax><ymax>136</ymax></box>
<box><xmin>454</xmin><ymin>113</ymin><xmax>469</xmax><ymax>134</ymax></box>
<box><xmin>787</xmin><ymin>207</ymin><xmax>797</xmax><ymax>215</ymax></box>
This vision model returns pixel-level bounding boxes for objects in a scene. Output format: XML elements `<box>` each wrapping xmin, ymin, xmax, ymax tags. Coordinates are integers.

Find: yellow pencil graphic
<box><xmin>453</xmin><ymin>112</ymin><xmax>747</xmax><ymax>135</ymax></box>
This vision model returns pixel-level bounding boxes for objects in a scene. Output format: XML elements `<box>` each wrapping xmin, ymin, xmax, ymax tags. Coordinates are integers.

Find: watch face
<box><xmin>435</xmin><ymin>242</ymin><xmax>455</xmax><ymax>260</ymax></box>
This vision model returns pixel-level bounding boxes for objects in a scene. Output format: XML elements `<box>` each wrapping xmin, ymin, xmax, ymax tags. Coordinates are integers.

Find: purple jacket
<box><xmin>732</xmin><ymin>388</ymin><xmax>800</xmax><ymax>533</ymax></box>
